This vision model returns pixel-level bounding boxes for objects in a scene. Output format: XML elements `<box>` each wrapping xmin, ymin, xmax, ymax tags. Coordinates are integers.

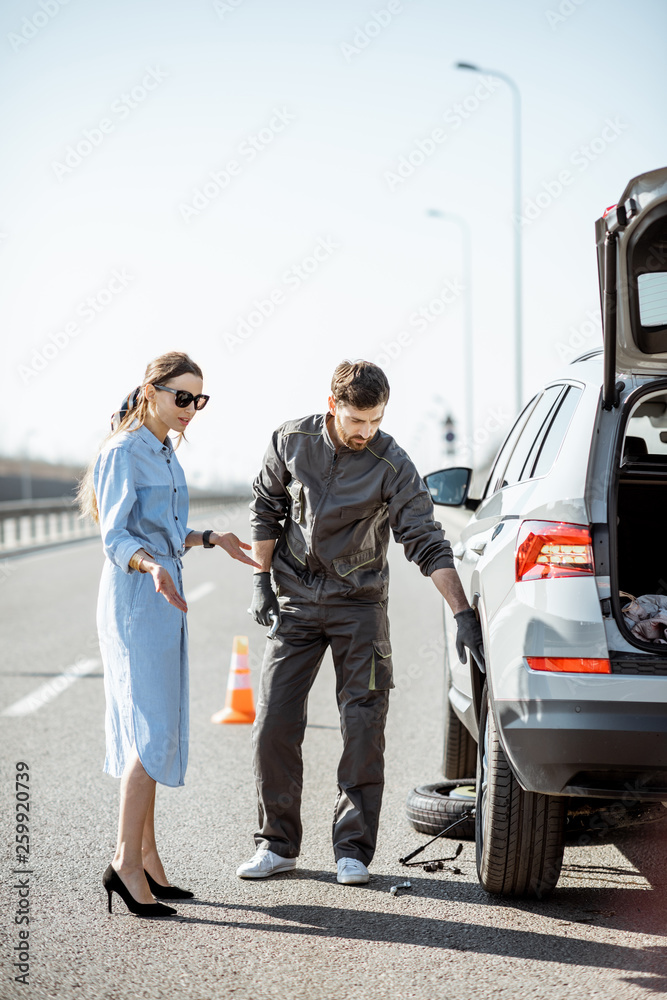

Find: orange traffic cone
<box><xmin>211</xmin><ymin>635</ymin><xmax>256</xmax><ymax>724</ymax></box>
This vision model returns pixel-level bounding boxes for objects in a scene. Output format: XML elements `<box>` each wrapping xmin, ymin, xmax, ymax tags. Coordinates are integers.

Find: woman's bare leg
<box><xmin>141</xmin><ymin>788</ymin><xmax>170</xmax><ymax>885</ymax></box>
<box><xmin>112</xmin><ymin>748</ymin><xmax>156</xmax><ymax>904</ymax></box>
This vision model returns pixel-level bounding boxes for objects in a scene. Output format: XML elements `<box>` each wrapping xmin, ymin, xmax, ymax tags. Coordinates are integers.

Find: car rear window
<box><xmin>638</xmin><ymin>272</ymin><xmax>667</xmax><ymax>327</ymax></box>
<box><xmin>500</xmin><ymin>385</ymin><xmax>564</xmax><ymax>489</ymax></box>
<box><xmin>529</xmin><ymin>386</ymin><xmax>583</xmax><ymax>479</ymax></box>
<box><xmin>622</xmin><ymin>392</ymin><xmax>667</xmax><ymax>462</ymax></box>
<box><xmin>484</xmin><ymin>395</ymin><xmax>539</xmax><ymax>497</ymax></box>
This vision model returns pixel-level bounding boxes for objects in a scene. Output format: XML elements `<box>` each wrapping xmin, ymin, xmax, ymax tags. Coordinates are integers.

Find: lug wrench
<box><xmin>399</xmin><ymin>810</ymin><xmax>475</xmax><ymax>866</ymax></box>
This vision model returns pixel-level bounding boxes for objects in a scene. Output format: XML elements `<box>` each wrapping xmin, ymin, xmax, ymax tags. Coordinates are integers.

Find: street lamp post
<box><xmin>20</xmin><ymin>429</ymin><xmax>35</xmax><ymax>501</ymax></box>
<box><xmin>455</xmin><ymin>61</ymin><xmax>523</xmax><ymax>414</ymax></box>
<box><xmin>427</xmin><ymin>209</ymin><xmax>474</xmax><ymax>466</ymax></box>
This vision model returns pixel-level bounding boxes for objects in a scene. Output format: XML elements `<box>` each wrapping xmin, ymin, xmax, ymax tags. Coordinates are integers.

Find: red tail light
<box><xmin>527</xmin><ymin>657</ymin><xmax>611</xmax><ymax>674</ymax></box>
<box><xmin>515</xmin><ymin>520</ymin><xmax>594</xmax><ymax>582</ymax></box>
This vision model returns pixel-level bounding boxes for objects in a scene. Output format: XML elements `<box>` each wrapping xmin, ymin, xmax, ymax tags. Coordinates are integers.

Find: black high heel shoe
<box><xmin>144</xmin><ymin>869</ymin><xmax>194</xmax><ymax>899</ymax></box>
<box><xmin>102</xmin><ymin>864</ymin><xmax>177</xmax><ymax>917</ymax></box>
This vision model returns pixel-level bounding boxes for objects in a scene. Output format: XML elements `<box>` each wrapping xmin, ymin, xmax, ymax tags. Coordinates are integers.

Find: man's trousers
<box><xmin>252</xmin><ymin>596</ymin><xmax>394</xmax><ymax>866</ymax></box>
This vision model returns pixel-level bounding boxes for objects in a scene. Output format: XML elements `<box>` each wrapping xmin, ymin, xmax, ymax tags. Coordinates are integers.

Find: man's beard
<box><xmin>335</xmin><ymin>416</ymin><xmax>368</xmax><ymax>451</ymax></box>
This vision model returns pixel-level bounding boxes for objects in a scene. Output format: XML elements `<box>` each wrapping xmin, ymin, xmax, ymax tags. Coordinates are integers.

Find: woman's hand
<box><xmin>213</xmin><ymin>532</ymin><xmax>261</xmax><ymax>568</ymax></box>
<box><xmin>150</xmin><ymin>565</ymin><xmax>188</xmax><ymax>612</ymax></box>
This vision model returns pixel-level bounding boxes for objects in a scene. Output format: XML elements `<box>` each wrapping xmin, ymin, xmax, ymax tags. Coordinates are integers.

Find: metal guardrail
<box><xmin>0</xmin><ymin>496</ymin><xmax>247</xmax><ymax>556</ymax></box>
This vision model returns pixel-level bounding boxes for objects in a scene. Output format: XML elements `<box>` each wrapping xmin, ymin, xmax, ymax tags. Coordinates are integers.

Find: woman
<box><xmin>79</xmin><ymin>351</ymin><xmax>258</xmax><ymax>918</ymax></box>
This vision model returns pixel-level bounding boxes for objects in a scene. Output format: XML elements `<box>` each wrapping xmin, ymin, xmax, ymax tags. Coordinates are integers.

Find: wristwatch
<box><xmin>202</xmin><ymin>529</ymin><xmax>215</xmax><ymax>548</ymax></box>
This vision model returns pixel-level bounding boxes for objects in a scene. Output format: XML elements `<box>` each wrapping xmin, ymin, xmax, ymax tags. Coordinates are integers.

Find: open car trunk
<box><xmin>617</xmin><ymin>475</ymin><xmax>667</xmax><ymax>597</ymax></box>
<box><xmin>596</xmin><ymin>168</ymin><xmax>667</xmax><ymax>660</ymax></box>
<box><xmin>612</xmin><ymin>386</ymin><xmax>667</xmax><ymax>663</ymax></box>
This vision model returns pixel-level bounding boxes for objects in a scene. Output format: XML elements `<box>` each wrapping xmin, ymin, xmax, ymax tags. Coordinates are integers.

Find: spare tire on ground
<box><xmin>405</xmin><ymin>780</ymin><xmax>476</xmax><ymax>839</ymax></box>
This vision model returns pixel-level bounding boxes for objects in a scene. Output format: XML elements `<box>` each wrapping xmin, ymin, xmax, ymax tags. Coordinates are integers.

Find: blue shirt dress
<box><xmin>94</xmin><ymin>424</ymin><xmax>193</xmax><ymax>787</ymax></box>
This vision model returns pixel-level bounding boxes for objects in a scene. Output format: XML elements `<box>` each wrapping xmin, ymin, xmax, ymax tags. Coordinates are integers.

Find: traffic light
<box><xmin>443</xmin><ymin>414</ymin><xmax>456</xmax><ymax>457</ymax></box>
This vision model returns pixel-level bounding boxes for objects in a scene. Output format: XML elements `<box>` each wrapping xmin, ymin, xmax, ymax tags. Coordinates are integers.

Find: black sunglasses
<box><xmin>153</xmin><ymin>384</ymin><xmax>210</xmax><ymax>410</ymax></box>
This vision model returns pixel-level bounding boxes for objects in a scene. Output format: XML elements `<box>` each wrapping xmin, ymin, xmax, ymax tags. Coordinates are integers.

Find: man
<box><xmin>237</xmin><ymin>360</ymin><xmax>483</xmax><ymax>885</ymax></box>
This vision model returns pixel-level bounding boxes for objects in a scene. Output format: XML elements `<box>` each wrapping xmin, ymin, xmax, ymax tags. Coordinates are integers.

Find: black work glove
<box><xmin>454</xmin><ymin>608</ymin><xmax>485</xmax><ymax>668</ymax></box>
<box><xmin>250</xmin><ymin>572</ymin><xmax>280</xmax><ymax>627</ymax></box>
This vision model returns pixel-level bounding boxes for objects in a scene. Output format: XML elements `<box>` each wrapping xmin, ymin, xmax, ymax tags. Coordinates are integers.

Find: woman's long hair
<box><xmin>77</xmin><ymin>351</ymin><xmax>203</xmax><ymax>524</ymax></box>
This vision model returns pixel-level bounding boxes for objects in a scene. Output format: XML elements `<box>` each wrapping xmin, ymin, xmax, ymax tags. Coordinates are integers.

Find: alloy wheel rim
<box><xmin>480</xmin><ymin>711</ymin><xmax>490</xmax><ymax>847</ymax></box>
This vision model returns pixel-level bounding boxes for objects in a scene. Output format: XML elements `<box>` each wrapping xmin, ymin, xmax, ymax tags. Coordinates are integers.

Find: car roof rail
<box><xmin>570</xmin><ymin>348</ymin><xmax>603</xmax><ymax>364</ymax></box>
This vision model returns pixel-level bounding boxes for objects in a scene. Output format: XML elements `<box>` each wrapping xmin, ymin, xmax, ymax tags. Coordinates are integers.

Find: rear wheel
<box><xmin>443</xmin><ymin>644</ymin><xmax>477</xmax><ymax>780</ymax></box>
<box><xmin>476</xmin><ymin>685</ymin><xmax>566</xmax><ymax>898</ymax></box>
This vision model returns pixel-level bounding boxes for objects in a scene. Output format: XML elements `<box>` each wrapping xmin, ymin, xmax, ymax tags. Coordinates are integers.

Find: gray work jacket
<box><xmin>250</xmin><ymin>413</ymin><xmax>454</xmax><ymax>603</ymax></box>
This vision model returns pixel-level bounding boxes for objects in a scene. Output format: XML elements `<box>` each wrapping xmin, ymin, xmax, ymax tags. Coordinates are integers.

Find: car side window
<box><xmin>499</xmin><ymin>385</ymin><xmax>565</xmax><ymax>489</ymax></box>
<box><xmin>484</xmin><ymin>396</ymin><xmax>539</xmax><ymax>498</ymax></box>
<box><xmin>529</xmin><ymin>386</ymin><xmax>583</xmax><ymax>479</ymax></box>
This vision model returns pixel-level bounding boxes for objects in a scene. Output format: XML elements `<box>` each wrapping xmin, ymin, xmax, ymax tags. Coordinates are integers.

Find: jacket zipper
<box><xmin>310</xmin><ymin>452</ymin><xmax>338</xmax><ymax>572</ymax></box>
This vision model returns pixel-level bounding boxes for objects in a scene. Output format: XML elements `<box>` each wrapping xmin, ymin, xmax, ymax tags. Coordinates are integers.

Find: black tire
<box><xmin>443</xmin><ymin>645</ymin><xmax>477</xmax><ymax>780</ymax></box>
<box><xmin>406</xmin><ymin>780</ymin><xmax>476</xmax><ymax>839</ymax></box>
<box><xmin>476</xmin><ymin>685</ymin><xmax>566</xmax><ymax>898</ymax></box>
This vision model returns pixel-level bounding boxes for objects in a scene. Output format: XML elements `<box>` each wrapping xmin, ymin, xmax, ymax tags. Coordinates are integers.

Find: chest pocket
<box><xmin>287</xmin><ymin>478</ymin><xmax>304</xmax><ymax>524</ymax></box>
<box><xmin>332</xmin><ymin>546</ymin><xmax>377</xmax><ymax>578</ymax></box>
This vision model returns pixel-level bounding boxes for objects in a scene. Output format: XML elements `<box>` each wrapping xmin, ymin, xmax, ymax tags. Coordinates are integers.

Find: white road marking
<box><xmin>187</xmin><ymin>581</ymin><xmax>216</xmax><ymax>603</ymax></box>
<box><xmin>3</xmin><ymin>583</ymin><xmax>216</xmax><ymax>717</ymax></box>
<box><xmin>2</xmin><ymin>657</ymin><xmax>101</xmax><ymax>718</ymax></box>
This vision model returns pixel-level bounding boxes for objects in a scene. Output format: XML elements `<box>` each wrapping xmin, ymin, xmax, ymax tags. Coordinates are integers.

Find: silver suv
<box><xmin>426</xmin><ymin>166</ymin><xmax>667</xmax><ymax>898</ymax></box>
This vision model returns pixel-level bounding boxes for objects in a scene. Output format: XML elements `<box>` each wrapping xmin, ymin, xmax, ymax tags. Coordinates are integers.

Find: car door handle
<box><xmin>470</xmin><ymin>540</ymin><xmax>487</xmax><ymax>555</ymax></box>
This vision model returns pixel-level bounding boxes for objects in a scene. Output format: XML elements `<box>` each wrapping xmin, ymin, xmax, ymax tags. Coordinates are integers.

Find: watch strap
<box><xmin>202</xmin><ymin>529</ymin><xmax>214</xmax><ymax>548</ymax></box>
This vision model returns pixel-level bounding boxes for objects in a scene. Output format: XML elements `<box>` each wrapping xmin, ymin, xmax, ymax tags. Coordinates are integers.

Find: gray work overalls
<box><xmin>250</xmin><ymin>412</ymin><xmax>454</xmax><ymax>864</ymax></box>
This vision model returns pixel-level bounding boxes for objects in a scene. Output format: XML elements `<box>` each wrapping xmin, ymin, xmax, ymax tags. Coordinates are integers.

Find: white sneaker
<box><xmin>336</xmin><ymin>857</ymin><xmax>370</xmax><ymax>885</ymax></box>
<box><xmin>236</xmin><ymin>849</ymin><xmax>297</xmax><ymax>879</ymax></box>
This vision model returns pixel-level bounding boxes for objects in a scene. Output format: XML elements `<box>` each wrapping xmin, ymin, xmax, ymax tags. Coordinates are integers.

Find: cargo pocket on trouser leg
<box><xmin>369</xmin><ymin>639</ymin><xmax>394</xmax><ymax>691</ymax></box>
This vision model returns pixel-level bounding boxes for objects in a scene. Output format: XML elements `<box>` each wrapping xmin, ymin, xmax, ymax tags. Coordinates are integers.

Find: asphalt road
<box><xmin>1</xmin><ymin>504</ymin><xmax>666</xmax><ymax>1000</ymax></box>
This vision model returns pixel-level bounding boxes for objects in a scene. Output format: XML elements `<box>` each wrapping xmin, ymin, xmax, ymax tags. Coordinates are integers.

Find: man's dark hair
<box><xmin>331</xmin><ymin>360</ymin><xmax>390</xmax><ymax>409</ymax></box>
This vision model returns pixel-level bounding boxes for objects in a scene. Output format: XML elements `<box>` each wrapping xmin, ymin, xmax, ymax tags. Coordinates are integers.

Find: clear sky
<box><xmin>2</xmin><ymin>0</ymin><xmax>666</xmax><ymax>490</ymax></box>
